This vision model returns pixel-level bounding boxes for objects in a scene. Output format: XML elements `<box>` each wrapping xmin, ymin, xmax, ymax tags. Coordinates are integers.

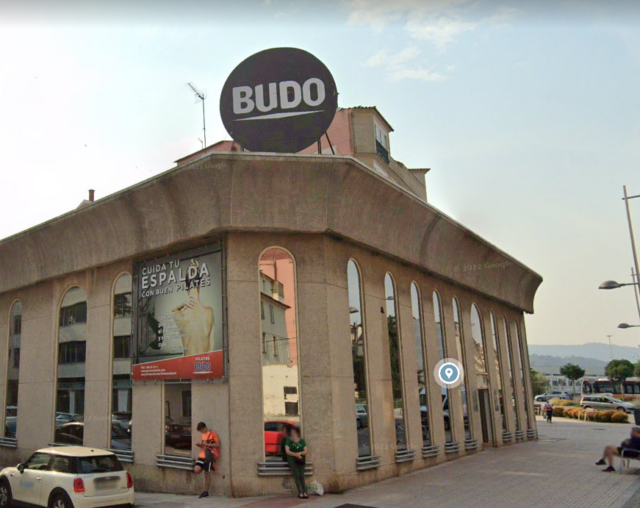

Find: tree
<box><xmin>635</xmin><ymin>360</ymin><xmax>640</xmax><ymax>378</ymax></box>
<box><xmin>605</xmin><ymin>359</ymin><xmax>635</xmax><ymax>387</ymax></box>
<box><xmin>560</xmin><ymin>363</ymin><xmax>586</xmax><ymax>395</ymax></box>
<box><xmin>530</xmin><ymin>368</ymin><xmax>547</xmax><ymax>395</ymax></box>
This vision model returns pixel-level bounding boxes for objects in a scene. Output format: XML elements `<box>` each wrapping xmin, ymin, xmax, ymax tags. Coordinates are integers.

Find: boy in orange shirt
<box><xmin>194</xmin><ymin>422</ymin><xmax>220</xmax><ymax>498</ymax></box>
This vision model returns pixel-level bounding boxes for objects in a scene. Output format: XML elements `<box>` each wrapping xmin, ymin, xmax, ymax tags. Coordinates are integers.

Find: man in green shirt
<box><xmin>283</xmin><ymin>427</ymin><xmax>308</xmax><ymax>499</ymax></box>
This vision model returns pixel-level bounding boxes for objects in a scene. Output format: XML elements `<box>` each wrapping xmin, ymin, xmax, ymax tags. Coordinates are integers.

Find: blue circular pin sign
<box><xmin>438</xmin><ymin>363</ymin><xmax>460</xmax><ymax>384</ymax></box>
<box><xmin>433</xmin><ymin>359</ymin><xmax>464</xmax><ymax>389</ymax></box>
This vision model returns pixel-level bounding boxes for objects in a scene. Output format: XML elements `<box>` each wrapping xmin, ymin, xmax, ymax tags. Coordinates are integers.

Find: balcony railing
<box><xmin>376</xmin><ymin>140</ymin><xmax>389</xmax><ymax>163</ymax></box>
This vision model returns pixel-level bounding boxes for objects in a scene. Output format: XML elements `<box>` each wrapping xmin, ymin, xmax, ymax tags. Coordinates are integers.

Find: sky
<box><xmin>1</xmin><ymin>0</ymin><xmax>640</xmax><ymax>348</ymax></box>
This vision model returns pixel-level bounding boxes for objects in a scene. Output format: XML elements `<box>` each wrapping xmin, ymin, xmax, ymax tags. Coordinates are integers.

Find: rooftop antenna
<box><xmin>187</xmin><ymin>82</ymin><xmax>206</xmax><ymax>148</ymax></box>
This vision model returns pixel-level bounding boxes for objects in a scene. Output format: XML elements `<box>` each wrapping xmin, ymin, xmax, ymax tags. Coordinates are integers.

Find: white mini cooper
<box><xmin>0</xmin><ymin>446</ymin><xmax>134</xmax><ymax>508</ymax></box>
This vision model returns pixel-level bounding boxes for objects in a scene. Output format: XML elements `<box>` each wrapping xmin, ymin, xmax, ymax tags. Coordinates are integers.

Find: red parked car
<box><xmin>264</xmin><ymin>421</ymin><xmax>299</xmax><ymax>456</ymax></box>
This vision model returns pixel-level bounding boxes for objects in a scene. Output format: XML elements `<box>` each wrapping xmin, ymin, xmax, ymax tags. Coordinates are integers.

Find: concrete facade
<box><xmin>0</xmin><ymin>148</ymin><xmax>541</xmax><ymax>497</ymax></box>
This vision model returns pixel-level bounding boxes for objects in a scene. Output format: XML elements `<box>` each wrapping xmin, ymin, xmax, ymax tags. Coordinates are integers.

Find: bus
<box><xmin>580</xmin><ymin>377</ymin><xmax>640</xmax><ymax>396</ymax></box>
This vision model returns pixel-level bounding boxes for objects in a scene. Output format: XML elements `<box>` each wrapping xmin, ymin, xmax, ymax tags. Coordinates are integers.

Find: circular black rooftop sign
<box><xmin>220</xmin><ymin>48</ymin><xmax>338</xmax><ymax>153</ymax></box>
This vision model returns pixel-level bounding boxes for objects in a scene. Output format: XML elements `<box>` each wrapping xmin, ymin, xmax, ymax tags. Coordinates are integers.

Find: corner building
<box><xmin>0</xmin><ymin>107</ymin><xmax>542</xmax><ymax>496</ymax></box>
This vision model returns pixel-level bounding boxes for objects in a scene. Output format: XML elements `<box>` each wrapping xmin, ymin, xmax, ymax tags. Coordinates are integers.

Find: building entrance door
<box><xmin>478</xmin><ymin>389</ymin><xmax>494</xmax><ymax>445</ymax></box>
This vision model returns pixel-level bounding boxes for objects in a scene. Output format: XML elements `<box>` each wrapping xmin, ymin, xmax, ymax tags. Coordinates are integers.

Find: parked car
<box><xmin>580</xmin><ymin>395</ymin><xmax>636</xmax><ymax>413</ymax></box>
<box><xmin>356</xmin><ymin>404</ymin><xmax>369</xmax><ymax>429</ymax></box>
<box><xmin>534</xmin><ymin>394</ymin><xmax>552</xmax><ymax>403</ymax></box>
<box><xmin>164</xmin><ymin>416</ymin><xmax>192</xmax><ymax>449</ymax></box>
<box><xmin>55</xmin><ymin>412</ymin><xmax>77</xmax><ymax>429</ymax></box>
<box><xmin>4</xmin><ymin>420</ymin><xmax>16</xmax><ymax>439</ymax></box>
<box><xmin>110</xmin><ymin>424</ymin><xmax>133</xmax><ymax>450</ymax></box>
<box><xmin>0</xmin><ymin>446</ymin><xmax>134</xmax><ymax>508</ymax></box>
<box><xmin>541</xmin><ymin>391</ymin><xmax>572</xmax><ymax>400</ymax></box>
<box><xmin>55</xmin><ymin>423</ymin><xmax>84</xmax><ymax>446</ymax></box>
<box><xmin>54</xmin><ymin>422</ymin><xmax>132</xmax><ymax>450</ymax></box>
<box><xmin>4</xmin><ymin>406</ymin><xmax>17</xmax><ymax>439</ymax></box>
<box><xmin>420</xmin><ymin>392</ymin><xmax>456</xmax><ymax>430</ymax></box>
<box><xmin>264</xmin><ymin>421</ymin><xmax>298</xmax><ymax>456</ymax></box>
<box><xmin>112</xmin><ymin>412</ymin><xmax>132</xmax><ymax>434</ymax></box>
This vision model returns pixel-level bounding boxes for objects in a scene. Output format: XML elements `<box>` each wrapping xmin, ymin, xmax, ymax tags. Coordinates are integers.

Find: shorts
<box><xmin>195</xmin><ymin>459</ymin><xmax>215</xmax><ymax>472</ymax></box>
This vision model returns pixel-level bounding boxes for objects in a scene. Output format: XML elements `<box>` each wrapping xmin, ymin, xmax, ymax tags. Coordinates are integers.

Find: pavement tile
<box><xmin>136</xmin><ymin>416</ymin><xmax>640</xmax><ymax>508</ymax></box>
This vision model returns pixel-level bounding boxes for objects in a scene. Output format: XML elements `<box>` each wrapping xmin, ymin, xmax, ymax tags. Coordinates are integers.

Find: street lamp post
<box><xmin>598</xmin><ymin>186</ymin><xmax>640</xmax><ymax>324</ymax></box>
<box><xmin>623</xmin><ymin>185</ymin><xmax>640</xmax><ymax>296</ymax></box>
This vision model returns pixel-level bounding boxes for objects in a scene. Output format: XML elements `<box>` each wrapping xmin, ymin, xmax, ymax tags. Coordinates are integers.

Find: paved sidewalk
<box><xmin>136</xmin><ymin>416</ymin><xmax>640</xmax><ymax>508</ymax></box>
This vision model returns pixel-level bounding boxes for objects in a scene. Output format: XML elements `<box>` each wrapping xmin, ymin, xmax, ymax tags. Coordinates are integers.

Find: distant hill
<box><xmin>528</xmin><ymin>342</ymin><xmax>640</xmax><ymax>376</ymax></box>
<box><xmin>529</xmin><ymin>354</ymin><xmax>607</xmax><ymax>376</ymax></box>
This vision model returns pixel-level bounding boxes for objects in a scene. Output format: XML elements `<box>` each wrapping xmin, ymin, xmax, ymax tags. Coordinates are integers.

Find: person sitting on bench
<box><xmin>596</xmin><ymin>426</ymin><xmax>640</xmax><ymax>472</ymax></box>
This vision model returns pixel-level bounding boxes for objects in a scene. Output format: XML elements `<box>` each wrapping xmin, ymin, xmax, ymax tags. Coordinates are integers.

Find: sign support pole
<box><xmin>324</xmin><ymin>132</ymin><xmax>335</xmax><ymax>155</ymax></box>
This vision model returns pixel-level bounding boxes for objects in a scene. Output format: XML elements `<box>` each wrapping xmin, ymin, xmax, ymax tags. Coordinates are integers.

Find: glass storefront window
<box><xmin>410</xmin><ymin>283</ymin><xmax>431</xmax><ymax>447</ymax></box>
<box><xmin>384</xmin><ymin>274</ymin><xmax>406</xmax><ymax>451</ymax></box>
<box><xmin>513</xmin><ymin>321</ymin><xmax>532</xmax><ymax>430</ymax></box>
<box><xmin>55</xmin><ymin>287</ymin><xmax>87</xmax><ymax>445</ymax></box>
<box><xmin>452</xmin><ymin>298</ymin><xmax>472</xmax><ymax>440</ymax></box>
<box><xmin>503</xmin><ymin>317</ymin><xmax>520</xmax><ymax>431</ymax></box>
<box><xmin>5</xmin><ymin>301</ymin><xmax>21</xmax><ymax>438</ymax></box>
<box><xmin>348</xmin><ymin>260</ymin><xmax>371</xmax><ymax>457</ymax></box>
<box><xmin>470</xmin><ymin>305</ymin><xmax>489</xmax><ymax>389</ymax></box>
<box><xmin>259</xmin><ymin>248</ymin><xmax>301</xmax><ymax>461</ymax></box>
<box><xmin>433</xmin><ymin>291</ymin><xmax>452</xmax><ymax>443</ymax></box>
<box><xmin>490</xmin><ymin>312</ymin><xmax>506</xmax><ymax>431</ymax></box>
<box><xmin>164</xmin><ymin>382</ymin><xmax>192</xmax><ymax>457</ymax></box>
<box><xmin>112</xmin><ymin>274</ymin><xmax>132</xmax><ymax>450</ymax></box>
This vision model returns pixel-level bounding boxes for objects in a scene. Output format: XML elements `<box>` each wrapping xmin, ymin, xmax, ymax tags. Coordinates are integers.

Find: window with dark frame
<box><xmin>182</xmin><ymin>390</ymin><xmax>192</xmax><ymax>417</ymax></box>
<box><xmin>285</xmin><ymin>401</ymin><xmax>298</xmax><ymax>416</ymax></box>
<box><xmin>12</xmin><ymin>315</ymin><xmax>21</xmax><ymax>335</ymax></box>
<box><xmin>58</xmin><ymin>341</ymin><xmax>87</xmax><ymax>364</ymax></box>
<box><xmin>59</xmin><ymin>302</ymin><xmax>88</xmax><ymax>327</ymax></box>
<box><xmin>113</xmin><ymin>336</ymin><xmax>131</xmax><ymax>359</ymax></box>
<box><xmin>114</xmin><ymin>293</ymin><xmax>132</xmax><ymax>318</ymax></box>
<box><xmin>269</xmin><ymin>304</ymin><xmax>275</xmax><ymax>324</ymax></box>
<box><xmin>13</xmin><ymin>348</ymin><xmax>19</xmax><ymax>368</ymax></box>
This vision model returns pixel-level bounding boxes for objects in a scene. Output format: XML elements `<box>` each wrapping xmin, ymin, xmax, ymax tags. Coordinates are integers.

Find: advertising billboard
<box><xmin>132</xmin><ymin>244</ymin><xmax>224</xmax><ymax>381</ymax></box>
<box><xmin>220</xmin><ymin>47</ymin><xmax>338</xmax><ymax>153</ymax></box>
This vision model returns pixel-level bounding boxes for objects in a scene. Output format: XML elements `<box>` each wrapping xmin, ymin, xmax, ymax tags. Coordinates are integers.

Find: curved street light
<box><xmin>618</xmin><ymin>323</ymin><xmax>640</xmax><ymax>329</ymax></box>
<box><xmin>599</xmin><ymin>280</ymin><xmax>638</xmax><ymax>290</ymax></box>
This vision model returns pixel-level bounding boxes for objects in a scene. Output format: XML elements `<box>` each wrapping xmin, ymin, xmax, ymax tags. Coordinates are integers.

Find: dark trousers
<box><xmin>287</xmin><ymin>458</ymin><xmax>306</xmax><ymax>495</ymax></box>
<box><xmin>546</xmin><ymin>410</ymin><xmax>552</xmax><ymax>422</ymax></box>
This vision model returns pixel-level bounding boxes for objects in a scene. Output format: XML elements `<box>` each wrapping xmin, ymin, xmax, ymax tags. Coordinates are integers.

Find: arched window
<box><xmin>433</xmin><ymin>291</ymin><xmax>453</xmax><ymax>443</ymax></box>
<box><xmin>112</xmin><ymin>274</ymin><xmax>132</xmax><ymax>450</ymax></box>
<box><xmin>259</xmin><ymin>248</ymin><xmax>301</xmax><ymax>461</ymax></box>
<box><xmin>513</xmin><ymin>321</ymin><xmax>531</xmax><ymax>430</ymax></box>
<box><xmin>411</xmin><ymin>283</ymin><xmax>431</xmax><ymax>446</ymax></box>
<box><xmin>5</xmin><ymin>301</ymin><xmax>21</xmax><ymax>438</ymax></box>
<box><xmin>347</xmin><ymin>260</ymin><xmax>372</xmax><ymax>457</ymax></box>
<box><xmin>348</xmin><ymin>260</ymin><xmax>371</xmax><ymax>457</ymax></box>
<box><xmin>490</xmin><ymin>312</ymin><xmax>507</xmax><ymax>432</ymax></box>
<box><xmin>503</xmin><ymin>316</ymin><xmax>520</xmax><ymax>431</ymax></box>
<box><xmin>55</xmin><ymin>287</ymin><xmax>88</xmax><ymax>444</ymax></box>
<box><xmin>452</xmin><ymin>298</ymin><xmax>472</xmax><ymax>440</ymax></box>
<box><xmin>470</xmin><ymin>305</ymin><xmax>489</xmax><ymax>389</ymax></box>
<box><xmin>384</xmin><ymin>273</ymin><xmax>406</xmax><ymax>451</ymax></box>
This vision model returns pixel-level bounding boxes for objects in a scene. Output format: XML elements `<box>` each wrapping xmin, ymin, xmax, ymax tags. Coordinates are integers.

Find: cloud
<box><xmin>364</xmin><ymin>45</ymin><xmax>421</xmax><ymax>67</ymax></box>
<box><xmin>405</xmin><ymin>15</ymin><xmax>477</xmax><ymax>50</ymax></box>
<box><xmin>345</xmin><ymin>0</ymin><xmax>520</xmax><ymax>50</ymax></box>
<box><xmin>364</xmin><ymin>45</ymin><xmax>447</xmax><ymax>82</ymax></box>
